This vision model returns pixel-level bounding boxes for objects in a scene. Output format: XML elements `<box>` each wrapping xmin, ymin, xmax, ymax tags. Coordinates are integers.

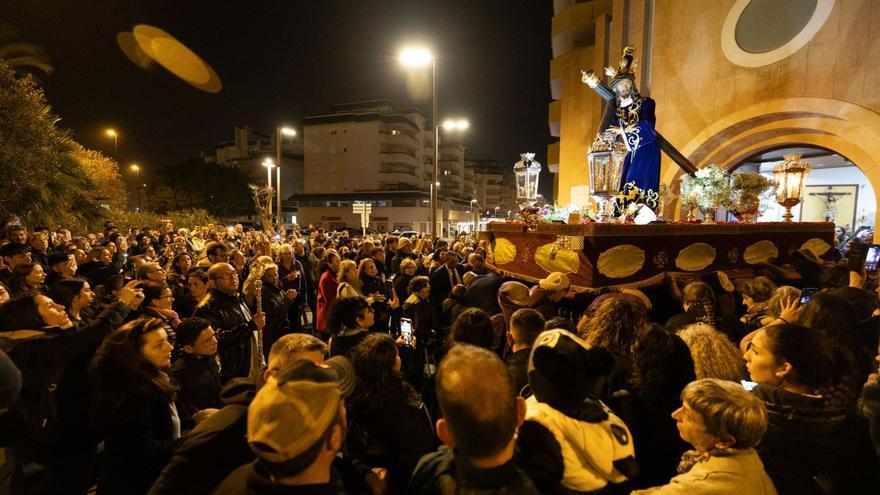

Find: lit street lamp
<box><xmin>275</xmin><ymin>126</ymin><xmax>296</xmax><ymax>229</ymax></box>
<box><xmin>130</xmin><ymin>164</ymin><xmax>141</xmax><ymax>211</ymax></box>
<box><xmin>470</xmin><ymin>199</ymin><xmax>478</xmax><ymax>232</ymax></box>
<box><xmin>105</xmin><ymin>129</ymin><xmax>118</xmax><ymax>159</ymax></box>
<box><xmin>400</xmin><ymin>46</ymin><xmax>439</xmax><ymax>238</ymax></box>
<box><xmin>263</xmin><ymin>159</ymin><xmax>275</xmax><ymax>222</ymax></box>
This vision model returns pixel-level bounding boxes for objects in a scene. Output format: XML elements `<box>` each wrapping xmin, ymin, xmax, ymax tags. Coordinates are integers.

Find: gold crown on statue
<box><xmin>605</xmin><ymin>45</ymin><xmax>638</xmax><ymax>84</ymax></box>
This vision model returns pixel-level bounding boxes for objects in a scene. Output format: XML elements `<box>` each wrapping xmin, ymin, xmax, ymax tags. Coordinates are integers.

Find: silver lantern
<box><xmin>514</xmin><ymin>153</ymin><xmax>542</xmax><ymax>208</ymax></box>
<box><xmin>587</xmin><ymin>130</ymin><xmax>627</xmax><ymax>221</ymax></box>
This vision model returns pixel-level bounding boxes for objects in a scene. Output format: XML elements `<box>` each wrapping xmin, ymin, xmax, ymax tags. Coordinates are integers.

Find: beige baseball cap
<box><xmin>247</xmin><ymin>360</ymin><xmax>343</xmax><ymax>464</ymax></box>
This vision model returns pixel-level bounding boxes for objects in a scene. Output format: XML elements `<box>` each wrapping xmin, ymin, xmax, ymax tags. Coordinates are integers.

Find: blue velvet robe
<box><xmin>611</xmin><ymin>96</ymin><xmax>661</xmax><ymax>196</ymax></box>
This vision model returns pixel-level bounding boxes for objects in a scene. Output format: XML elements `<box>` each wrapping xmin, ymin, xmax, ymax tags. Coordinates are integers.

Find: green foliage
<box><xmin>107</xmin><ymin>208</ymin><xmax>217</xmax><ymax>233</ymax></box>
<box><xmin>0</xmin><ymin>62</ymin><xmax>125</xmax><ymax>231</ymax></box>
<box><xmin>147</xmin><ymin>157</ymin><xmax>254</xmax><ymax>217</ymax></box>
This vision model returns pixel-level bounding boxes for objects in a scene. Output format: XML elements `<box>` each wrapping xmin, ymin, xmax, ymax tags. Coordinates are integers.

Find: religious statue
<box><xmin>583</xmin><ymin>46</ymin><xmax>662</xmax><ymax>208</ymax></box>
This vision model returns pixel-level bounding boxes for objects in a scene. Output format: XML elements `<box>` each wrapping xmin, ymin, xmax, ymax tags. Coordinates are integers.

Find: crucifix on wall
<box><xmin>808</xmin><ymin>186</ymin><xmax>852</xmax><ymax>222</ymax></box>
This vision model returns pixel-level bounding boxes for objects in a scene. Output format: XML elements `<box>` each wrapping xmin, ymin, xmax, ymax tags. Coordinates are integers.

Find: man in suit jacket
<box><xmin>429</xmin><ymin>251</ymin><xmax>463</xmax><ymax>322</ymax></box>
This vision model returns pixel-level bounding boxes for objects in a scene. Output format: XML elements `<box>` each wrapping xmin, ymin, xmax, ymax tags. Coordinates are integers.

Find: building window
<box><xmin>391</xmin><ymin>130</ymin><xmax>400</xmax><ymax>135</ymax></box>
<box><xmin>329</xmin><ymin>146</ymin><xmax>337</xmax><ymax>154</ymax></box>
<box><xmin>330</xmin><ymin>130</ymin><xmax>337</xmax><ymax>135</ymax></box>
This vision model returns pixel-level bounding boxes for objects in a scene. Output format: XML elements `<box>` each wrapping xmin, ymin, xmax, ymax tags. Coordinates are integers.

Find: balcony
<box><xmin>380</xmin><ymin>152</ymin><xmax>419</xmax><ymax>165</ymax></box>
<box><xmin>380</xmin><ymin>143</ymin><xmax>417</xmax><ymax>157</ymax></box>
<box><xmin>379</xmin><ymin>162</ymin><xmax>417</xmax><ymax>176</ymax></box>
<box><xmin>378</xmin><ymin>181</ymin><xmax>420</xmax><ymax>191</ymax></box>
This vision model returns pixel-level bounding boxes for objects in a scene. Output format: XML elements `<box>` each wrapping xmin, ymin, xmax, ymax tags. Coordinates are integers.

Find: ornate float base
<box><xmin>485</xmin><ymin>222</ymin><xmax>834</xmax><ymax>289</ymax></box>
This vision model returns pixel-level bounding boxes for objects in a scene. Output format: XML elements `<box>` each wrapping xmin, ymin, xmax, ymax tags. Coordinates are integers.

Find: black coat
<box><xmin>506</xmin><ymin>349</ymin><xmax>530</xmax><ymax>396</ymax></box>
<box><xmin>148</xmin><ymin>379</ymin><xmax>256</xmax><ymax>495</ymax></box>
<box><xmin>258</xmin><ymin>281</ymin><xmax>295</xmax><ymax>357</ymax></box>
<box><xmin>170</xmin><ymin>353</ymin><xmax>221</xmax><ymax>424</ymax></box>
<box><xmin>347</xmin><ymin>387</ymin><xmax>436</xmax><ymax>493</ymax></box>
<box><xmin>193</xmin><ymin>289</ymin><xmax>255</xmax><ymax>382</ymax></box>
<box><xmin>0</xmin><ymin>302</ymin><xmax>130</xmax><ymax>457</ymax></box>
<box><xmin>754</xmin><ymin>383</ymin><xmax>880</xmax><ymax>494</ymax></box>
<box><xmin>406</xmin><ymin>446</ymin><xmax>539</xmax><ymax>495</ymax></box>
<box><xmin>465</xmin><ymin>273</ymin><xmax>503</xmax><ymax>316</ymax></box>
<box><xmin>96</xmin><ymin>379</ymin><xmax>180</xmax><ymax>495</ymax></box>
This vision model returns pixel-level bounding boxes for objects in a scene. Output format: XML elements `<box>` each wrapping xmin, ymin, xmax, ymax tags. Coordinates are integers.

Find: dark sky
<box><xmin>3</xmin><ymin>0</ymin><xmax>555</xmax><ymax>198</ymax></box>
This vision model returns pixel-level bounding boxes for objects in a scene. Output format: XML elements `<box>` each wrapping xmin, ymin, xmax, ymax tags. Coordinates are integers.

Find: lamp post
<box><xmin>275</xmin><ymin>127</ymin><xmax>296</xmax><ymax>229</ymax></box>
<box><xmin>263</xmin><ymin>159</ymin><xmax>275</xmax><ymax>222</ymax></box>
<box><xmin>105</xmin><ymin>129</ymin><xmax>118</xmax><ymax>159</ymax></box>
<box><xmin>400</xmin><ymin>47</ymin><xmax>438</xmax><ymax>238</ymax></box>
<box><xmin>130</xmin><ymin>164</ymin><xmax>141</xmax><ymax>211</ymax></box>
<box><xmin>470</xmin><ymin>199</ymin><xmax>478</xmax><ymax>232</ymax></box>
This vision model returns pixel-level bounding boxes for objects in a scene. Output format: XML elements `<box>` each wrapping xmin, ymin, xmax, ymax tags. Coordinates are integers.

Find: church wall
<box><xmin>553</xmin><ymin>0</ymin><xmax>880</xmax><ymax>228</ymax></box>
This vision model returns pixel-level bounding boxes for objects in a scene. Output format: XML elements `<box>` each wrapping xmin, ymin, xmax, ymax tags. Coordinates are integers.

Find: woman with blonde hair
<box><xmin>678</xmin><ymin>323</ymin><xmax>746</xmax><ymax>382</ymax></box>
<box><xmin>336</xmin><ymin>259</ymin><xmax>363</xmax><ymax>298</ymax></box>
<box><xmin>631</xmin><ymin>379</ymin><xmax>776</xmax><ymax>494</ymax></box>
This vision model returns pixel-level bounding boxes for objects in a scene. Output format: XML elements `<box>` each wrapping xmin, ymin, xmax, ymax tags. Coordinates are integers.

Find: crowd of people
<box><xmin>0</xmin><ymin>218</ymin><xmax>879</xmax><ymax>494</ymax></box>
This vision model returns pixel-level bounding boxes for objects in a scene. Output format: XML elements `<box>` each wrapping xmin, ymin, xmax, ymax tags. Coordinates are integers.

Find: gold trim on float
<box><xmin>800</xmin><ymin>238</ymin><xmax>831</xmax><ymax>257</ymax></box>
<box><xmin>535</xmin><ymin>244</ymin><xmax>580</xmax><ymax>274</ymax></box>
<box><xmin>492</xmin><ymin>237</ymin><xmax>517</xmax><ymax>265</ymax></box>
<box><xmin>597</xmin><ymin>244</ymin><xmax>646</xmax><ymax>279</ymax></box>
<box><xmin>676</xmin><ymin>243</ymin><xmax>717</xmax><ymax>271</ymax></box>
<box><xmin>743</xmin><ymin>240</ymin><xmax>779</xmax><ymax>265</ymax></box>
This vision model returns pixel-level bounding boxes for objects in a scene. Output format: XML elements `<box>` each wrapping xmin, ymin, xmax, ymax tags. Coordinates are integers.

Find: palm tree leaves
<box><xmin>0</xmin><ymin>24</ymin><xmax>52</xmax><ymax>75</ymax></box>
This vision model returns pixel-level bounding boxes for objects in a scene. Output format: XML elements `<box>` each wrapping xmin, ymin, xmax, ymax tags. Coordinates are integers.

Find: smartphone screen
<box><xmin>741</xmin><ymin>380</ymin><xmax>758</xmax><ymax>391</ymax></box>
<box><xmin>848</xmin><ymin>242</ymin><xmax>868</xmax><ymax>271</ymax></box>
<box><xmin>799</xmin><ymin>287</ymin><xmax>819</xmax><ymax>305</ymax></box>
<box><xmin>866</xmin><ymin>246</ymin><xmax>880</xmax><ymax>273</ymax></box>
<box><xmin>400</xmin><ymin>318</ymin><xmax>414</xmax><ymax>347</ymax></box>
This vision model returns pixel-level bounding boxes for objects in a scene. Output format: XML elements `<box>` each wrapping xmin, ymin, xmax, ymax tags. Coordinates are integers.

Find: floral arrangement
<box><xmin>680</xmin><ymin>164</ymin><xmax>731</xmax><ymax>210</ymax></box>
<box><xmin>537</xmin><ymin>204</ymin><xmax>596</xmax><ymax>224</ymax></box>
<box><xmin>729</xmin><ymin>171</ymin><xmax>774</xmax><ymax>222</ymax></box>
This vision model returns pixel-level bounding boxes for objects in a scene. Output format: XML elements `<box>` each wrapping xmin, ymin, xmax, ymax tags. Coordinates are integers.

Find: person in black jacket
<box><xmin>745</xmin><ymin>324</ymin><xmax>880</xmax><ymax>494</ymax></box>
<box><xmin>506</xmin><ymin>309</ymin><xmax>545</xmax><ymax>395</ymax></box>
<box><xmin>91</xmin><ymin>318</ymin><xmax>180</xmax><ymax>495</ymax></box>
<box><xmin>193</xmin><ymin>263</ymin><xmax>266</xmax><ymax>383</ymax></box>
<box><xmin>148</xmin><ymin>333</ymin><xmax>329</xmax><ymax>495</ymax></box>
<box><xmin>347</xmin><ymin>333</ymin><xmax>435</xmax><ymax>493</ymax></box>
<box><xmin>77</xmin><ymin>246</ymin><xmax>125</xmax><ymax>288</ymax></box>
<box><xmin>0</xmin><ymin>285</ymin><xmax>142</xmax><ymax>494</ymax></box>
<box><xmin>406</xmin><ymin>344</ymin><xmax>537</xmax><ymax>494</ymax></box>
<box><xmin>256</xmin><ymin>263</ymin><xmax>297</xmax><ymax>357</ymax></box>
<box><xmin>608</xmin><ymin>325</ymin><xmax>696</xmax><ymax>489</ymax></box>
<box><xmin>170</xmin><ymin>318</ymin><xmax>221</xmax><ymax>427</ymax></box>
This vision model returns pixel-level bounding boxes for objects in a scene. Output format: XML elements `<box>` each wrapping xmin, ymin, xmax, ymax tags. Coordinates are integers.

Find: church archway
<box><xmin>661</xmin><ymin>97</ymin><xmax>880</xmax><ymax>230</ymax></box>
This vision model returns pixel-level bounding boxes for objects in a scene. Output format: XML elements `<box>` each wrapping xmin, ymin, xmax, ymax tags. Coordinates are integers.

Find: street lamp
<box><xmin>275</xmin><ymin>126</ymin><xmax>297</xmax><ymax>229</ymax></box>
<box><xmin>105</xmin><ymin>129</ymin><xmax>118</xmax><ymax>159</ymax></box>
<box><xmin>263</xmin><ymin>159</ymin><xmax>275</xmax><ymax>222</ymax></box>
<box><xmin>494</xmin><ymin>206</ymin><xmax>500</xmax><ymax>218</ymax></box>
<box><xmin>400</xmin><ymin>46</ymin><xmax>438</xmax><ymax>238</ymax></box>
<box><xmin>470</xmin><ymin>199</ymin><xmax>478</xmax><ymax>232</ymax></box>
<box><xmin>130</xmin><ymin>164</ymin><xmax>141</xmax><ymax>211</ymax></box>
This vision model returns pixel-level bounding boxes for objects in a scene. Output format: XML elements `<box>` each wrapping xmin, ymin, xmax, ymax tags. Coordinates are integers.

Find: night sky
<box><xmin>2</xmin><ymin>0</ymin><xmax>555</xmax><ymax>199</ymax></box>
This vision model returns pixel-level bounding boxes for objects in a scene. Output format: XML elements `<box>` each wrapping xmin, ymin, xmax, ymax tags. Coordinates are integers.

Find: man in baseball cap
<box><xmin>212</xmin><ymin>359</ymin><xmax>351</xmax><ymax>494</ymax></box>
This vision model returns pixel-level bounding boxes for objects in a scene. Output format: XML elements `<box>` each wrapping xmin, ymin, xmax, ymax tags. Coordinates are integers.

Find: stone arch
<box><xmin>661</xmin><ymin>97</ymin><xmax>880</xmax><ymax>228</ymax></box>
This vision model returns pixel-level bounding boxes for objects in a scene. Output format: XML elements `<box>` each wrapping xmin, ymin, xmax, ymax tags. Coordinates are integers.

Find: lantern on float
<box><xmin>772</xmin><ymin>153</ymin><xmax>810</xmax><ymax>222</ymax></box>
<box><xmin>514</xmin><ymin>153</ymin><xmax>542</xmax><ymax>208</ymax></box>
<box><xmin>587</xmin><ymin>130</ymin><xmax>627</xmax><ymax>222</ymax></box>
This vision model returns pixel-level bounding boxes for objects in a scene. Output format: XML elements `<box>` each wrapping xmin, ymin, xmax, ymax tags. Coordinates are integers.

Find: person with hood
<box><xmin>516</xmin><ymin>329</ymin><xmax>638</xmax><ymax>493</ymax></box>
<box><xmin>529</xmin><ymin>272</ymin><xmax>571</xmax><ymax>320</ymax></box>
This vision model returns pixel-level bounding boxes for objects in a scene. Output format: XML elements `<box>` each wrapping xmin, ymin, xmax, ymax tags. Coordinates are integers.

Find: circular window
<box><xmin>722</xmin><ymin>0</ymin><xmax>834</xmax><ymax>67</ymax></box>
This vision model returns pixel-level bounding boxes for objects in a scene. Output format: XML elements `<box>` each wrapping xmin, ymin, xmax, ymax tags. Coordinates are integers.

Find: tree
<box><xmin>0</xmin><ymin>61</ymin><xmax>125</xmax><ymax>231</ymax></box>
<box><xmin>0</xmin><ymin>24</ymin><xmax>52</xmax><ymax>76</ymax></box>
<box><xmin>147</xmin><ymin>158</ymin><xmax>254</xmax><ymax>218</ymax></box>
